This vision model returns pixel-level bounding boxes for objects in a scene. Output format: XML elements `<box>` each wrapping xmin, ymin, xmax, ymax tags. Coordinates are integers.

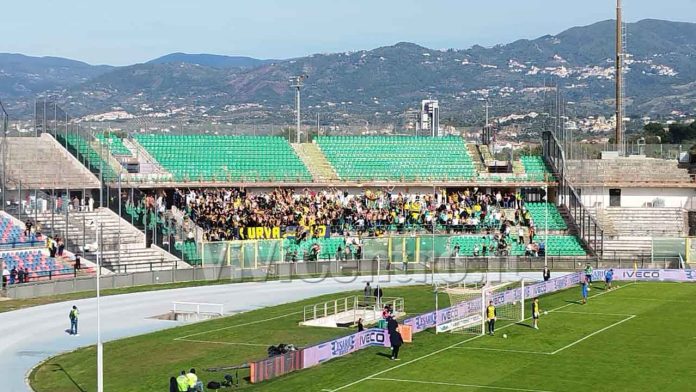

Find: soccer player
<box><xmin>486</xmin><ymin>300</ymin><xmax>497</xmax><ymax>335</ymax></box>
<box><xmin>584</xmin><ymin>264</ymin><xmax>593</xmax><ymax>291</ymax></box>
<box><xmin>531</xmin><ymin>297</ymin><xmax>541</xmax><ymax>329</ymax></box>
<box><xmin>581</xmin><ymin>278</ymin><xmax>589</xmax><ymax>304</ymax></box>
<box><xmin>605</xmin><ymin>268</ymin><xmax>614</xmax><ymax>291</ymax></box>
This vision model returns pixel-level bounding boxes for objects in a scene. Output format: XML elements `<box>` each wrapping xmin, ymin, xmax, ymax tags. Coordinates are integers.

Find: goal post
<box><xmin>435</xmin><ymin>282</ymin><xmax>486</xmax><ymax>335</ymax></box>
<box><xmin>434</xmin><ymin>279</ymin><xmax>525</xmax><ymax>335</ymax></box>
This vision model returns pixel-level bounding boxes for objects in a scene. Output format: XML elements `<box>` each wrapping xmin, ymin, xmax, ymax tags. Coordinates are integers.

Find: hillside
<box><xmin>147</xmin><ymin>53</ymin><xmax>273</xmax><ymax>69</ymax></box>
<box><xmin>1</xmin><ymin>19</ymin><xmax>695</xmax><ymax>121</ymax></box>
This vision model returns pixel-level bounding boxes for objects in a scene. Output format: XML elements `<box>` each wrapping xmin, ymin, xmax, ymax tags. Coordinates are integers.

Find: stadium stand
<box><xmin>565</xmin><ymin>158</ymin><xmax>694</xmax><ymax>185</ymax></box>
<box><xmin>0</xmin><ymin>212</ymin><xmax>44</xmax><ymax>248</ymax></box>
<box><xmin>0</xmin><ymin>249</ymin><xmax>78</xmax><ymax>280</ymax></box>
<box><xmin>58</xmin><ymin>133</ymin><xmax>119</xmax><ymax>181</ymax></box>
<box><xmin>3</xmin><ymin>135</ymin><xmax>101</xmax><ymax>189</ymax></box>
<box><xmin>449</xmin><ymin>234</ymin><xmax>586</xmax><ymax>257</ymax></box>
<box><xmin>520</xmin><ymin>155</ymin><xmax>556</xmax><ymax>181</ymax></box>
<box><xmin>316</xmin><ymin>136</ymin><xmax>476</xmax><ymax>181</ymax></box>
<box><xmin>283</xmin><ymin>237</ymin><xmax>356</xmax><ymax>261</ymax></box>
<box><xmin>95</xmin><ymin>133</ymin><xmax>132</xmax><ymax>156</ymax></box>
<box><xmin>525</xmin><ymin>202</ymin><xmax>567</xmax><ymax>230</ymax></box>
<box><xmin>134</xmin><ymin>135</ymin><xmax>312</xmax><ymax>182</ymax></box>
<box><xmin>35</xmin><ymin>208</ymin><xmax>183</xmax><ymax>272</ymax></box>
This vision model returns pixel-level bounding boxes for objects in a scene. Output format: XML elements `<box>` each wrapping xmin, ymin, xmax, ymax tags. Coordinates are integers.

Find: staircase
<box><xmin>557</xmin><ymin>205</ymin><xmax>596</xmax><ymax>256</ymax></box>
<box><xmin>292</xmin><ymin>143</ymin><xmax>339</xmax><ymax>182</ymax></box>
<box><xmin>35</xmin><ymin>208</ymin><xmax>184</xmax><ymax>272</ymax></box>
<box><xmin>467</xmin><ymin>144</ymin><xmax>486</xmax><ymax>173</ymax></box>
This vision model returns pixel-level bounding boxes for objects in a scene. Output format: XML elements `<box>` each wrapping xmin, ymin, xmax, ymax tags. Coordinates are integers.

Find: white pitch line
<box><xmin>329</xmin><ymin>282</ymin><xmax>635</xmax><ymax>392</ymax></box>
<box><xmin>452</xmin><ymin>346</ymin><xmax>551</xmax><ymax>355</ymax></box>
<box><xmin>175</xmin><ymin>311</ymin><xmax>303</xmax><ymax>340</ymax></box>
<box><xmin>370</xmin><ymin>377</ymin><xmax>557</xmax><ymax>392</ymax></box>
<box><xmin>549</xmin><ymin>315</ymin><xmax>636</xmax><ymax>355</ymax></box>
<box><xmin>553</xmin><ymin>310</ymin><xmax>635</xmax><ymax>317</ymax></box>
<box><xmin>598</xmin><ymin>296</ymin><xmax>694</xmax><ymax>303</ymax></box>
<box><xmin>176</xmin><ymin>338</ymin><xmax>271</xmax><ymax>347</ymax></box>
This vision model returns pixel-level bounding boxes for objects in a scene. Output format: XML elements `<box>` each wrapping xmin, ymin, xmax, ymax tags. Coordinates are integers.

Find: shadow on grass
<box><xmin>515</xmin><ymin>322</ymin><xmax>536</xmax><ymax>329</ymax></box>
<box><xmin>49</xmin><ymin>363</ymin><xmax>86</xmax><ymax>392</ymax></box>
<box><xmin>564</xmin><ymin>300</ymin><xmax>584</xmax><ymax>305</ymax></box>
<box><xmin>376</xmin><ymin>352</ymin><xmax>393</xmax><ymax>359</ymax></box>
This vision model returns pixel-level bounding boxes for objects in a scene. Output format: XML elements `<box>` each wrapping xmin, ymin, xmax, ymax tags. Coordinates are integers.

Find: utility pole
<box><xmin>290</xmin><ymin>75</ymin><xmax>308</xmax><ymax>143</ymax></box>
<box><xmin>615</xmin><ymin>0</ymin><xmax>624</xmax><ymax>155</ymax></box>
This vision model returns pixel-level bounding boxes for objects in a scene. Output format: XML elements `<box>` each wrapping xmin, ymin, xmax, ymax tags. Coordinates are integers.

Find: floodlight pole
<box><xmin>97</xmin><ymin>220</ymin><xmax>103</xmax><ymax>392</ymax></box>
<box><xmin>544</xmin><ymin>183</ymin><xmax>549</xmax><ymax>267</ymax></box>
<box><xmin>290</xmin><ymin>75</ymin><xmax>308</xmax><ymax>144</ymax></box>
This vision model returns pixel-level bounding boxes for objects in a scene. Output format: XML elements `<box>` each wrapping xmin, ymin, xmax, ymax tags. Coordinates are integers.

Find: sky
<box><xmin>1</xmin><ymin>0</ymin><xmax>695</xmax><ymax>66</ymax></box>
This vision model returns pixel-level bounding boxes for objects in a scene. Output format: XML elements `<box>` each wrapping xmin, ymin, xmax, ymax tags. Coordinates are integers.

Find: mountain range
<box><xmin>1</xmin><ymin>18</ymin><xmax>695</xmax><ymax>123</ymax></box>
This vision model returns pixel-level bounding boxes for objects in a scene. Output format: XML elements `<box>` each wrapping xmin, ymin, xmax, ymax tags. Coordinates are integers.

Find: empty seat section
<box><xmin>283</xmin><ymin>237</ymin><xmax>354</xmax><ymax>260</ymax></box>
<box><xmin>58</xmin><ymin>133</ymin><xmax>118</xmax><ymax>180</ymax></box>
<box><xmin>134</xmin><ymin>135</ymin><xmax>312</xmax><ymax>182</ymax></box>
<box><xmin>525</xmin><ymin>202</ymin><xmax>567</xmax><ymax>230</ymax></box>
<box><xmin>520</xmin><ymin>156</ymin><xmax>556</xmax><ymax>181</ymax></box>
<box><xmin>95</xmin><ymin>133</ymin><xmax>132</xmax><ymax>156</ymax></box>
<box><xmin>316</xmin><ymin>136</ymin><xmax>476</xmax><ymax>181</ymax></box>
<box><xmin>450</xmin><ymin>235</ymin><xmax>585</xmax><ymax>256</ymax></box>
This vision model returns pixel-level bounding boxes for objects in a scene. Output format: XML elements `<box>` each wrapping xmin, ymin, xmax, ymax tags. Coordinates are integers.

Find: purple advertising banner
<box><xmin>404</xmin><ymin>272</ymin><xmax>583</xmax><ymax>334</ymax></box>
<box><xmin>302</xmin><ymin>328</ymin><xmax>390</xmax><ymax>368</ymax></box>
<box><xmin>592</xmin><ymin>269</ymin><xmax>696</xmax><ymax>282</ymax></box>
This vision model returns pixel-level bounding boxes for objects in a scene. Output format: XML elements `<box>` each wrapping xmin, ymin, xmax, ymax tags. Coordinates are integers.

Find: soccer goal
<box><xmin>435</xmin><ymin>279</ymin><xmax>525</xmax><ymax>335</ymax></box>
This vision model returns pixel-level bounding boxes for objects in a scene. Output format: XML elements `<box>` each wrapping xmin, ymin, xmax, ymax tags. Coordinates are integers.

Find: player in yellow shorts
<box><xmin>486</xmin><ymin>301</ymin><xmax>497</xmax><ymax>335</ymax></box>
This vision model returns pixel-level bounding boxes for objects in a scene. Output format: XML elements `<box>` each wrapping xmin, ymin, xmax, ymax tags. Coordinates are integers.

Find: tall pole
<box><xmin>296</xmin><ymin>87</ymin><xmax>300</xmax><ymax>143</ymax></box>
<box><xmin>545</xmin><ymin>183</ymin><xmax>549</xmax><ymax>267</ymax></box>
<box><xmin>97</xmin><ymin>220</ymin><xmax>103</xmax><ymax>392</ymax></box>
<box><xmin>615</xmin><ymin>0</ymin><xmax>624</xmax><ymax>155</ymax></box>
<box><xmin>290</xmin><ymin>75</ymin><xmax>307</xmax><ymax>144</ymax></box>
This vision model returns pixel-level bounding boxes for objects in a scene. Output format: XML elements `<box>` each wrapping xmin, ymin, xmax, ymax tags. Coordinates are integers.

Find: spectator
<box><xmin>69</xmin><ymin>305</ymin><xmax>79</xmax><ymax>336</ymax></box>
<box><xmin>357</xmin><ymin>318</ymin><xmax>364</xmax><ymax>332</ymax></box>
<box><xmin>518</xmin><ymin>227</ymin><xmax>525</xmax><ymax>244</ymax></box>
<box><xmin>24</xmin><ymin>220</ymin><xmax>33</xmax><ymax>237</ymax></box>
<box><xmin>10</xmin><ymin>267</ymin><xmax>17</xmax><ymax>285</ymax></box>
<box><xmin>176</xmin><ymin>371</ymin><xmax>189</xmax><ymax>392</ymax></box>
<box><xmin>75</xmin><ymin>255</ymin><xmax>81</xmax><ymax>271</ymax></box>
<box><xmin>374</xmin><ymin>286</ymin><xmax>383</xmax><ymax>306</ymax></box>
<box><xmin>387</xmin><ymin>317</ymin><xmax>403</xmax><ymax>361</ymax></box>
<box><xmin>186</xmin><ymin>368</ymin><xmax>204</xmax><ymax>392</ymax></box>
<box><xmin>363</xmin><ymin>282</ymin><xmax>371</xmax><ymax>305</ymax></box>
<box><xmin>2</xmin><ymin>265</ymin><xmax>8</xmax><ymax>289</ymax></box>
<box><xmin>543</xmin><ymin>266</ymin><xmax>551</xmax><ymax>281</ymax></box>
<box><xmin>58</xmin><ymin>239</ymin><xmax>65</xmax><ymax>257</ymax></box>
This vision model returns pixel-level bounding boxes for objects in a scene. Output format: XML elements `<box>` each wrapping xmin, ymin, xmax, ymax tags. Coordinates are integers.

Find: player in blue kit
<box><xmin>581</xmin><ymin>278</ymin><xmax>589</xmax><ymax>304</ymax></box>
<box><xmin>605</xmin><ymin>268</ymin><xmax>614</xmax><ymax>290</ymax></box>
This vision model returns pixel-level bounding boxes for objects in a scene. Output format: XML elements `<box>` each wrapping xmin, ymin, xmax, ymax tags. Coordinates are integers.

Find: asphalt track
<box><xmin>0</xmin><ymin>271</ymin><xmax>555</xmax><ymax>391</ymax></box>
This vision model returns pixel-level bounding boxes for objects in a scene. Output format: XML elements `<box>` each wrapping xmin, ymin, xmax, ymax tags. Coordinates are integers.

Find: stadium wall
<box><xmin>578</xmin><ymin>186</ymin><xmax>695</xmax><ymax>208</ymax></box>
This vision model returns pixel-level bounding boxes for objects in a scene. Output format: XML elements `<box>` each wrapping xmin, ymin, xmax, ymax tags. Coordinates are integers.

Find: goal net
<box><xmin>435</xmin><ymin>280</ymin><xmax>524</xmax><ymax>335</ymax></box>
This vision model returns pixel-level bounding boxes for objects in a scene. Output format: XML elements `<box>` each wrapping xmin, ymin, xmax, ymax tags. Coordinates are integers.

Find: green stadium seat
<box><xmin>134</xmin><ymin>135</ymin><xmax>312</xmax><ymax>182</ymax></box>
<box><xmin>316</xmin><ymin>136</ymin><xmax>477</xmax><ymax>181</ymax></box>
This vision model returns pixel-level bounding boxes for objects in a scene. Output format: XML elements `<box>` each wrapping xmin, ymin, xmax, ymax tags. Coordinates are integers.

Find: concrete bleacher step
<box><xmin>4</xmin><ymin>134</ymin><xmax>101</xmax><ymax>189</ymax></box>
<box><xmin>293</xmin><ymin>143</ymin><xmax>339</xmax><ymax>182</ymax></box>
<box><xmin>33</xmin><ymin>207</ymin><xmax>183</xmax><ymax>272</ymax></box>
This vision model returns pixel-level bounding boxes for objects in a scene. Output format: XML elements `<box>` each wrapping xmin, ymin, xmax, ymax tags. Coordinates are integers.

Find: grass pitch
<box><xmin>31</xmin><ymin>281</ymin><xmax>696</xmax><ymax>391</ymax></box>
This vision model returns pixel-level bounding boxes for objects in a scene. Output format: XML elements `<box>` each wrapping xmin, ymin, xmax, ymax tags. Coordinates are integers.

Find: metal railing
<box><xmin>543</xmin><ymin>130</ymin><xmax>604</xmax><ymax>256</ymax></box>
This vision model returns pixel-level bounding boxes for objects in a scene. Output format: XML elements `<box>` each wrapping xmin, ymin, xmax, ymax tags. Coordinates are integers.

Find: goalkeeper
<box><xmin>531</xmin><ymin>297</ymin><xmax>541</xmax><ymax>330</ymax></box>
<box><xmin>486</xmin><ymin>301</ymin><xmax>497</xmax><ymax>335</ymax></box>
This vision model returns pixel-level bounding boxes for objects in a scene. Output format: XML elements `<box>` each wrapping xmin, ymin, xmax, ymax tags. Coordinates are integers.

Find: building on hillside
<box><xmin>420</xmin><ymin>99</ymin><xmax>440</xmax><ymax>137</ymax></box>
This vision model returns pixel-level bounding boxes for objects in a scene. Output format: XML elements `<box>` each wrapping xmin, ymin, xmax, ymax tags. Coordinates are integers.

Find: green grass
<box><xmin>0</xmin><ymin>279</ymin><xmax>237</xmax><ymax>313</ymax></box>
<box><xmin>30</xmin><ymin>281</ymin><xmax>696</xmax><ymax>392</ymax></box>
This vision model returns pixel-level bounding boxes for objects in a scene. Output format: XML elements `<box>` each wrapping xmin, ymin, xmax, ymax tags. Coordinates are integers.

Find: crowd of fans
<box><xmin>170</xmin><ymin>187</ymin><xmax>537</xmax><ymax>243</ymax></box>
